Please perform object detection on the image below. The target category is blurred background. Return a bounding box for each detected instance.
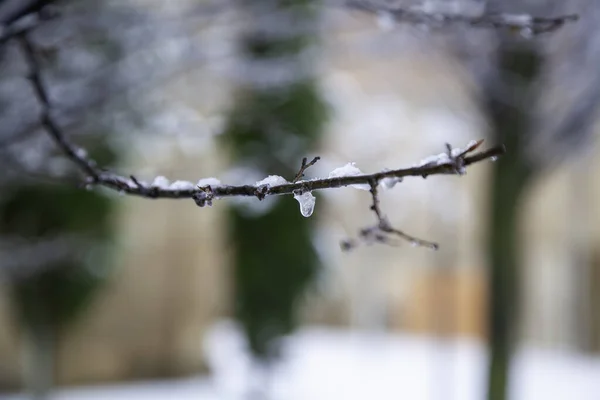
[0,0,599,399]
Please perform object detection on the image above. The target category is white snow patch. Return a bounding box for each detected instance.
[328,163,370,190]
[503,14,533,25]
[197,177,222,187]
[255,175,289,187]
[4,322,600,400]
[415,152,452,167]
[414,140,479,171]
[151,176,170,188]
[328,162,362,178]
[169,180,195,190]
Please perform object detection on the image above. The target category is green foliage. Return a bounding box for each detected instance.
[224,78,328,359]
[0,138,117,330]
[225,80,328,171]
[230,199,319,357]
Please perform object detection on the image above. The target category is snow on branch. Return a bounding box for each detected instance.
[346,0,578,37]
[19,27,505,250]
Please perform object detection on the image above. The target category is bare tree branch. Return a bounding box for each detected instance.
[18,30,506,207]
[18,32,100,181]
[15,8,507,251]
[346,0,578,37]
[341,178,440,251]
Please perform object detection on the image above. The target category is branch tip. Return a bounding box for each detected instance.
[293,155,321,183]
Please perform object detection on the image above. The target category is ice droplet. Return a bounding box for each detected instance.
[294,191,316,217]
[490,156,498,162]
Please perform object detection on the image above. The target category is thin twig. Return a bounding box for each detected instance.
[18,33,101,182]
[341,177,439,251]
[293,156,320,183]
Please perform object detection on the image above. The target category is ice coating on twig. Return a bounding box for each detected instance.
[197,177,222,187]
[294,191,316,217]
[380,169,402,189]
[169,180,195,190]
[151,176,170,188]
[255,175,289,187]
[414,140,482,168]
[328,162,370,190]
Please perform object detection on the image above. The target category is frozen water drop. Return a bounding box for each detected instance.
[294,191,316,218]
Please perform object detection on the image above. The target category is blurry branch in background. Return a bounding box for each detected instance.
[346,0,578,37]
[0,0,229,160]
[0,0,57,43]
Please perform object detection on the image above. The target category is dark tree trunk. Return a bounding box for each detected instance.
[484,43,539,400]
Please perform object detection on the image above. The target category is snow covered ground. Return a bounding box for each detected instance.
[3,321,600,400]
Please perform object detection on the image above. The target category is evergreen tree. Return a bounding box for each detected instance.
[222,0,328,360]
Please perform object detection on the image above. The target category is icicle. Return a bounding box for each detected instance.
[294,191,316,217]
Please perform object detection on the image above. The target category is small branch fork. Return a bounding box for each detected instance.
[293,156,321,183]
[340,179,440,251]
[346,0,579,36]
[18,25,506,251]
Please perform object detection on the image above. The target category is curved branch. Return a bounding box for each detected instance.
[18,24,506,251]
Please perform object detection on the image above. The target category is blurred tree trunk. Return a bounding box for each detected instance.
[23,318,55,400]
[484,43,539,400]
